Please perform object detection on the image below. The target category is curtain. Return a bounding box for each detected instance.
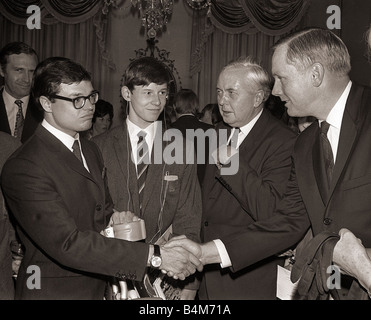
[0,1,115,102]
[190,0,310,109]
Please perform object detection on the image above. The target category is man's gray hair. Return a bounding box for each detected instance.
[222,56,272,102]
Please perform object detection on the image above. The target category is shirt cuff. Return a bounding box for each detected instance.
[213,239,232,268]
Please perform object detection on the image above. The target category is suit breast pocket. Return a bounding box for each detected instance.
[340,173,371,191]
[164,174,179,193]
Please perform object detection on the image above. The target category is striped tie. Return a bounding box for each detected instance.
[14,100,24,139]
[137,131,149,215]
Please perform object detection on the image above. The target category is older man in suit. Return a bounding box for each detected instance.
[0,132,21,299]
[0,42,42,143]
[1,57,202,300]
[166,28,371,300]
[93,57,202,300]
[193,56,296,300]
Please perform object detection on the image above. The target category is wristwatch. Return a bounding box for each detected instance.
[150,245,162,268]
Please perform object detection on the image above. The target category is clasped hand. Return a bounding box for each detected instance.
[160,235,203,280]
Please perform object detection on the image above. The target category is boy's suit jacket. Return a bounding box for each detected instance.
[200,108,297,299]
[92,121,202,244]
[1,125,149,300]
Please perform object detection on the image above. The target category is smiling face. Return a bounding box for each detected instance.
[122,82,168,128]
[271,45,315,117]
[0,53,38,99]
[41,80,96,137]
[216,67,262,128]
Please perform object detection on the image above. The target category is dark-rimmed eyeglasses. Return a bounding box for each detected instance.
[50,91,99,109]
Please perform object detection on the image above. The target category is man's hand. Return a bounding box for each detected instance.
[162,237,222,279]
[160,241,203,281]
[109,210,139,226]
[333,228,371,293]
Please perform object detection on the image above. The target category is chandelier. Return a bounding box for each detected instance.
[131,0,173,39]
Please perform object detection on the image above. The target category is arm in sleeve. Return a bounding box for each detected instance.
[217,135,295,222]
[220,161,311,273]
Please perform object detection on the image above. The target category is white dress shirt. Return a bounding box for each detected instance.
[320,80,352,163]
[42,119,90,172]
[126,118,158,172]
[3,88,29,136]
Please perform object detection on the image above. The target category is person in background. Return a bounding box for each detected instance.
[0,42,42,143]
[82,99,114,140]
[171,89,214,185]
[1,57,201,300]
[0,132,21,299]
[198,103,223,126]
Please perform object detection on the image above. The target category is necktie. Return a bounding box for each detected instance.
[14,100,24,139]
[137,131,149,216]
[72,140,83,163]
[228,127,240,148]
[320,121,334,187]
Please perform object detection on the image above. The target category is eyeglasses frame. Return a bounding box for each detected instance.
[49,90,99,109]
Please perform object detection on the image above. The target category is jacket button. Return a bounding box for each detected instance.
[96,204,102,211]
[204,221,208,227]
[323,218,332,225]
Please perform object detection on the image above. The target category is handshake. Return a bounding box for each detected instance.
[108,210,221,281]
[160,235,220,280]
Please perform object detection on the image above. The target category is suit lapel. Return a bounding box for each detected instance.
[36,126,97,184]
[113,123,140,215]
[0,88,11,135]
[328,85,362,199]
[80,139,103,193]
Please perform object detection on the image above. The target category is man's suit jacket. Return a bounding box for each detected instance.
[200,109,297,299]
[171,115,214,185]
[217,83,371,298]
[92,121,202,244]
[0,88,43,143]
[0,132,21,300]
[1,125,150,300]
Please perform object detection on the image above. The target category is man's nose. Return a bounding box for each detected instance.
[272,80,282,97]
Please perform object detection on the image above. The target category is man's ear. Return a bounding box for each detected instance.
[254,90,265,107]
[121,86,131,102]
[310,63,324,87]
[0,67,4,78]
[39,96,52,113]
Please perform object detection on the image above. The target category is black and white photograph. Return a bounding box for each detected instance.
[0,0,371,313]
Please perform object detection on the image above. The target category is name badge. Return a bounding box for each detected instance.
[164,174,178,181]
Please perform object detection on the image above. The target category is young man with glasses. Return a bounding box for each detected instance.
[0,57,202,300]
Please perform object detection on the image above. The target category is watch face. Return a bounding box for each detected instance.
[151,256,162,268]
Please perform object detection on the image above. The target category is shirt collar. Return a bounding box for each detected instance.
[239,108,263,137]
[325,80,352,129]
[126,118,157,144]
[42,119,79,151]
[3,87,30,110]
